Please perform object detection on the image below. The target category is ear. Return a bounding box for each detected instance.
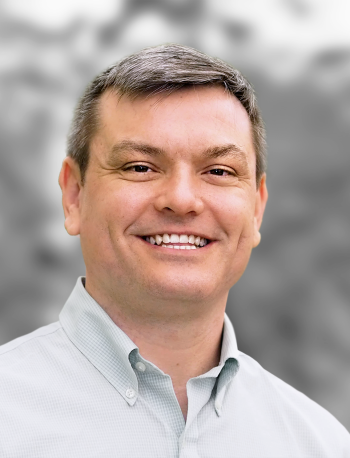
[58,157,83,236]
[253,173,268,248]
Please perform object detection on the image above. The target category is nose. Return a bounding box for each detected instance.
[153,166,204,216]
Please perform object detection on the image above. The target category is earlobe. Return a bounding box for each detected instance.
[58,157,82,236]
[253,230,261,247]
[253,174,268,248]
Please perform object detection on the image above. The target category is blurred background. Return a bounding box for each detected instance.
[0,0,349,430]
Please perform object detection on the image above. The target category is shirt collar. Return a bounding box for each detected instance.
[59,277,240,412]
[214,313,240,416]
[59,277,139,406]
[221,312,239,364]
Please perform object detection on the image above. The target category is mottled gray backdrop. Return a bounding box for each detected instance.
[0,0,349,430]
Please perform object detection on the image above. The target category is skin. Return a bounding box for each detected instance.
[59,85,268,421]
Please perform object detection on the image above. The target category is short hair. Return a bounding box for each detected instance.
[67,44,266,184]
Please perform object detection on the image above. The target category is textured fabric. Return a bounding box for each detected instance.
[0,277,349,457]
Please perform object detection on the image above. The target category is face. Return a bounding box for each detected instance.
[60,86,267,307]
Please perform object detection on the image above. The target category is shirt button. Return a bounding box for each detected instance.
[125,388,136,398]
[135,362,146,372]
[215,401,222,411]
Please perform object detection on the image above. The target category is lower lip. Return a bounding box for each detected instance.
[137,236,213,252]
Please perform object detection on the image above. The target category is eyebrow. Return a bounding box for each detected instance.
[109,140,166,160]
[202,144,248,163]
[108,140,249,167]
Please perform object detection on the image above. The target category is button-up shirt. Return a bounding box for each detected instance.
[1,277,350,457]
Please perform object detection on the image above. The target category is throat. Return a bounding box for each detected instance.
[174,385,188,421]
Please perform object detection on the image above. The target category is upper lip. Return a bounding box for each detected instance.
[138,231,214,240]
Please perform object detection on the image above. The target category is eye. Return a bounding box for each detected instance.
[208,168,234,177]
[124,164,152,173]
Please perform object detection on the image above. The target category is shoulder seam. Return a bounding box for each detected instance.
[0,322,63,357]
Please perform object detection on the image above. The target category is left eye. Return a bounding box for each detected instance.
[208,168,232,176]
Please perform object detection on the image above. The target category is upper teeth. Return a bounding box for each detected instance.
[146,234,208,247]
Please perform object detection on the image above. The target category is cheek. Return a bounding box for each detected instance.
[218,197,256,285]
[215,194,255,238]
[82,184,149,238]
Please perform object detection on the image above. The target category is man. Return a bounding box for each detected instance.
[0,44,349,457]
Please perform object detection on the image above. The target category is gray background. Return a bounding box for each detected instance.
[0,0,349,430]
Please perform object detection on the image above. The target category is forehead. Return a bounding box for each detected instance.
[93,85,255,164]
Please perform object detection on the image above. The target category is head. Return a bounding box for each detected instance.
[67,44,266,186]
[59,44,268,319]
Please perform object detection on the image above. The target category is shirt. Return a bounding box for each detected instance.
[1,277,349,457]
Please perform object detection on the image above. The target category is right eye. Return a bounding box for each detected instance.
[123,165,152,173]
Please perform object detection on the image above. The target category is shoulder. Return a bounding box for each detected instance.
[0,321,93,423]
[0,322,72,377]
[0,322,62,355]
[235,351,350,451]
[0,322,62,359]
[237,351,336,416]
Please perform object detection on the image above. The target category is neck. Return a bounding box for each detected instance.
[120,310,225,388]
[85,277,227,388]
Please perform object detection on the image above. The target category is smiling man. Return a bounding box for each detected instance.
[1,45,349,457]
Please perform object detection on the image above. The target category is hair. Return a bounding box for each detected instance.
[67,43,266,184]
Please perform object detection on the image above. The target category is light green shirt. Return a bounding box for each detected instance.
[1,277,349,457]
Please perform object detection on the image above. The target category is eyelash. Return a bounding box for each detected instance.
[123,164,235,177]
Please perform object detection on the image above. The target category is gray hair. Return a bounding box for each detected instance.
[67,44,266,184]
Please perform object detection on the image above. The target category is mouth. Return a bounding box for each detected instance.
[139,233,212,250]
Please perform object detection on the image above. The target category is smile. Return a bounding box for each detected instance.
[141,233,211,249]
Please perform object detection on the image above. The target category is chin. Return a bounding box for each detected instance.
[146,277,217,303]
